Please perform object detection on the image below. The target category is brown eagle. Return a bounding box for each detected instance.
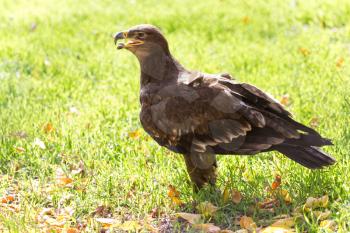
[114,24,335,190]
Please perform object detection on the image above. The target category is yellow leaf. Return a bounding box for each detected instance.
[232,190,242,204]
[43,122,55,133]
[167,185,183,206]
[313,210,331,220]
[176,212,202,224]
[56,177,73,186]
[197,201,218,217]
[261,226,295,233]
[128,129,142,139]
[193,223,221,233]
[144,223,158,233]
[14,146,25,153]
[239,216,257,230]
[242,16,250,25]
[299,47,310,56]
[279,189,292,203]
[271,217,295,228]
[280,95,290,107]
[304,195,328,209]
[95,218,118,227]
[320,219,336,230]
[222,187,230,203]
[118,220,142,231]
[336,57,344,68]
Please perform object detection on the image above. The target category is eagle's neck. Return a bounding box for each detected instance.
[137,51,185,87]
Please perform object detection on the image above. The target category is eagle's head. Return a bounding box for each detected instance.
[114,24,170,58]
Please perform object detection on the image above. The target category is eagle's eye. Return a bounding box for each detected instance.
[136,32,146,39]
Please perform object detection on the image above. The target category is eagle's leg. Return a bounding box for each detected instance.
[183,153,217,191]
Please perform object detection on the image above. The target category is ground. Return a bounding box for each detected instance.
[0,0,349,232]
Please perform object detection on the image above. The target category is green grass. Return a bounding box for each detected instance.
[0,0,350,232]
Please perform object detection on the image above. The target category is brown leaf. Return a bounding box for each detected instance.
[176,212,202,224]
[92,205,112,217]
[1,195,15,203]
[193,223,221,233]
[271,175,281,190]
[197,201,218,217]
[43,122,55,133]
[56,177,73,187]
[239,216,257,230]
[66,227,80,233]
[231,190,242,204]
[167,185,183,206]
[258,198,280,209]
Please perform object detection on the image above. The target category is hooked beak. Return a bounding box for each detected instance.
[114,31,144,50]
[114,31,127,49]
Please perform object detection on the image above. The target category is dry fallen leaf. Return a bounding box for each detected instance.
[167,185,183,206]
[336,57,344,68]
[43,122,55,133]
[176,212,202,224]
[14,146,25,153]
[270,217,295,228]
[319,219,336,231]
[95,218,118,227]
[310,117,319,128]
[65,227,79,233]
[279,189,292,203]
[231,190,242,204]
[117,220,142,231]
[313,210,331,220]
[271,175,281,190]
[304,195,328,210]
[261,226,295,233]
[193,223,221,233]
[280,95,290,107]
[128,129,142,139]
[239,216,257,230]
[1,195,15,203]
[299,47,310,56]
[197,201,218,217]
[222,187,230,203]
[56,177,73,187]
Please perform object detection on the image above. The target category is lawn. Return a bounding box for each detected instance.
[0,0,349,232]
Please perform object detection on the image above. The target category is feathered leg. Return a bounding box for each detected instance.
[183,153,217,191]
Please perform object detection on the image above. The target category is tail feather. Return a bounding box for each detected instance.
[275,145,336,169]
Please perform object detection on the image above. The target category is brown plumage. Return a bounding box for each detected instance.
[114,24,335,190]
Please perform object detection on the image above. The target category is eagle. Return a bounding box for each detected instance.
[114,24,335,190]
